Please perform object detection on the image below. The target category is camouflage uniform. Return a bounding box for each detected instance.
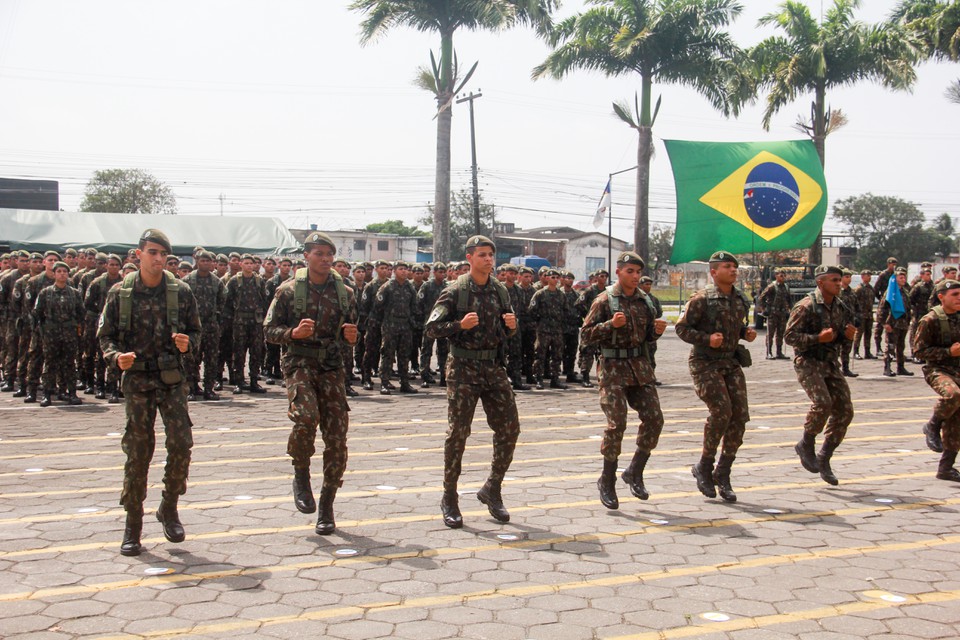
[425,273,519,519]
[84,272,123,395]
[914,304,960,479]
[528,287,567,384]
[561,285,580,379]
[182,270,226,394]
[264,272,357,482]
[24,272,56,394]
[264,272,292,378]
[417,277,447,378]
[374,276,418,389]
[360,277,387,383]
[675,283,751,497]
[853,280,875,358]
[839,283,860,372]
[757,280,791,357]
[874,268,896,354]
[518,283,537,380]
[12,272,35,390]
[909,279,933,358]
[77,265,105,388]
[503,281,526,386]
[217,271,236,384]
[0,265,28,388]
[647,290,664,372]
[576,283,604,380]
[34,282,84,400]
[225,273,267,387]
[784,289,855,481]
[98,271,201,519]
[877,283,912,372]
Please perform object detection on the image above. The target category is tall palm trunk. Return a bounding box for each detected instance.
[635,74,653,267]
[433,29,454,262]
[809,82,826,265]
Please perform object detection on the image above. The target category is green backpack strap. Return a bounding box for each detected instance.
[117,272,137,336]
[331,271,348,341]
[118,270,180,336]
[293,267,349,339]
[456,273,512,316]
[164,270,179,333]
[933,306,952,347]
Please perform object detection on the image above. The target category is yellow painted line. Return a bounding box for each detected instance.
[0,418,925,479]
[0,406,907,462]
[91,534,960,639]
[0,394,935,446]
[611,589,960,640]
[0,432,928,524]
[0,469,938,559]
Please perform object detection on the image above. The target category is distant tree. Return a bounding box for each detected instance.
[420,188,496,257]
[948,78,960,103]
[648,225,675,272]
[365,220,428,236]
[79,169,177,215]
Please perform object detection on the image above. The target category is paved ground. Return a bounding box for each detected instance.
[1,330,958,640]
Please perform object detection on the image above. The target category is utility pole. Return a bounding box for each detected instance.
[456,90,482,235]
[219,193,224,217]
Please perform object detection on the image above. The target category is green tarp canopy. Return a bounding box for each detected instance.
[0,208,301,255]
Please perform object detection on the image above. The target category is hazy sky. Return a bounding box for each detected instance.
[0,0,956,245]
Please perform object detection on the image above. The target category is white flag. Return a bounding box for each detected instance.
[593,180,611,229]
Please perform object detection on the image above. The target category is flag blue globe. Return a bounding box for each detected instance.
[743,162,800,228]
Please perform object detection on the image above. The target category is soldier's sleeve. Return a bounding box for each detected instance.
[877,299,890,326]
[259,277,268,311]
[424,287,460,339]
[371,283,388,323]
[33,290,45,324]
[580,293,613,345]
[528,290,541,322]
[914,314,952,362]
[74,291,84,324]
[98,288,122,367]
[675,293,711,346]
[263,286,295,345]
[346,288,358,326]
[784,300,818,349]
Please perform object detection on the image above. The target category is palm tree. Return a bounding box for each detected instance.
[751,0,919,263]
[533,0,748,266]
[948,78,960,103]
[351,0,557,261]
[892,0,960,61]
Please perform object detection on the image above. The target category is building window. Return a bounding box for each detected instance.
[353,239,365,251]
[586,257,606,274]
[377,240,389,251]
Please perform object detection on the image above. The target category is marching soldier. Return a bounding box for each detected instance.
[98,229,202,556]
[34,262,85,407]
[501,264,529,391]
[675,251,757,502]
[263,232,358,534]
[785,266,857,485]
[425,235,519,528]
[929,265,959,310]
[756,269,791,360]
[853,269,875,359]
[182,250,226,400]
[581,252,666,508]
[909,268,933,362]
[560,270,582,383]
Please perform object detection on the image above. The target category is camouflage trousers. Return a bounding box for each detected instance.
[874,314,884,353]
[854,316,873,355]
[766,313,787,354]
[578,341,599,379]
[285,365,349,489]
[443,358,520,492]
[690,359,750,459]
[354,327,365,372]
[380,326,413,383]
[534,331,564,380]
[40,331,78,393]
[119,374,194,509]
[362,324,382,375]
[265,343,282,377]
[923,367,960,452]
[188,327,220,389]
[80,315,100,384]
[341,341,353,381]
[410,328,422,371]
[795,356,854,447]
[599,379,664,462]
[563,332,578,376]
[909,316,922,357]
[218,322,233,381]
[420,334,448,373]
[26,329,45,386]
[0,316,6,375]
[16,325,32,381]
[520,322,537,377]
[505,331,524,383]
[841,338,854,370]
[232,322,264,380]
[884,327,907,368]
[3,319,20,381]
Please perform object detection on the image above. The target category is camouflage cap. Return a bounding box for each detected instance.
[240,253,255,261]
[432,262,447,271]
[127,248,138,257]
[228,252,241,260]
[139,229,172,253]
[895,267,908,275]
[16,249,29,259]
[538,266,550,275]
[216,253,229,263]
[29,252,43,260]
[774,268,786,275]
[178,261,193,270]
[887,256,898,264]
[52,261,69,272]
[935,279,960,294]
[84,248,98,257]
[95,252,109,262]
[617,251,645,268]
[842,268,855,277]
[107,254,122,263]
[303,231,336,250]
[393,260,410,269]
[122,262,137,272]
[362,261,374,271]
[501,264,518,273]
[860,269,873,276]
[278,257,293,265]
[708,250,738,267]
[639,275,654,284]
[814,265,843,278]
[545,268,561,277]
[44,250,62,259]
[374,259,390,268]
[519,266,535,275]
[921,261,933,268]
[333,257,350,267]
[64,248,78,257]
[165,254,180,263]
[193,245,205,255]
[944,265,958,273]
[465,235,496,251]
[196,250,216,261]
[1,253,9,260]
[595,269,610,277]
[411,264,424,273]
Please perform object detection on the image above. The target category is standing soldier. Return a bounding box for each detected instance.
[675,251,757,502]
[351,262,369,380]
[359,260,390,391]
[77,253,108,394]
[518,266,537,384]
[98,229,201,557]
[576,269,608,388]
[409,264,425,374]
[879,267,913,377]
[853,269,875,359]
[929,265,959,310]
[264,257,293,382]
[639,275,664,385]
[84,255,123,400]
[182,251,226,400]
[425,235,519,529]
[528,268,568,390]
[34,261,85,407]
[839,269,861,378]
[0,251,29,392]
[560,270,582,384]
[581,252,666,508]
[785,266,857,485]
[501,264,529,391]
[225,254,268,394]
[10,254,43,398]
[756,269,791,359]
[23,251,60,403]
[418,263,448,386]
[373,261,419,395]
[263,232,358,534]
[909,268,933,362]
[914,278,960,481]
[874,257,898,356]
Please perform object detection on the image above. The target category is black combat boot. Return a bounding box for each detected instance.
[83,379,96,395]
[23,385,37,403]
[315,486,337,535]
[864,348,874,359]
[156,494,186,543]
[550,377,568,390]
[936,450,960,482]
[12,379,26,397]
[421,370,435,385]
[95,384,106,400]
[713,455,737,502]
[108,383,120,404]
[67,389,82,406]
[842,364,859,378]
[248,377,267,394]
[883,358,895,377]
[440,490,463,529]
[580,372,594,388]
[621,450,650,500]
[39,389,54,407]
[380,382,392,395]
[923,416,944,453]
[345,384,359,397]
[535,376,544,390]
[476,478,510,522]
[511,377,530,391]
[438,370,446,387]
[794,432,820,473]
[120,507,143,557]
[597,459,619,509]
[362,374,373,391]
[399,380,418,394]
[525,373,536,385]
[853,349,862,360]
[203,385,220,401]
[0,377,13,392]
[817,441,840,486]
[765,347,774,360]
[776,348,789,360]
[896,365,913,376]
[566,372,582,383]
[292,467,316,514]
[692,456,717,498]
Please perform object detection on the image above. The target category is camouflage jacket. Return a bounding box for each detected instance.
[263,273,358,372]
[265,272,292,303]
[78,268,105,303]
[840,286,859,318]
[518,285,535,325]
[84,273,123,320]
[676,285,750,357]
[528,287,567,334]
[914,308,960,375]
[757,281,791,316]
[373,278,418,330]
[580,283,659,385]
[424,277,516,347]
[24,272,56,322]
[359,277,387,329]
[909,280,933,317]
[562,287,580,334]
[575,284,603,319]
[182,271,226,327]
[34,284,84,334]
[0,268,27,322]
[225,273,267,325]
[854,283,874,318]
[784,290,854,361]
[505,283,525,328]
[877,284,912,330]
[416,279,445,324]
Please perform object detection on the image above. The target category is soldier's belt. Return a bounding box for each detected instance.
[450,345,498,361]
[601,346,644,359]
[128,356,180,372]
[692,346,736,360]
[287,343,330,360]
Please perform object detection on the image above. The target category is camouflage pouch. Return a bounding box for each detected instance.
[734,344,753,368]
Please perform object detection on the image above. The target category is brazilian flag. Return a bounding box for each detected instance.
[665,140,827,263]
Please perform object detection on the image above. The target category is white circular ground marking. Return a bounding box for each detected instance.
[106,432,120,436]
[217,427,231,431]
[763,509,785,514]
[25,468,43,472]
[676,430,690,434]
[394,447,409,451]
[144,567,174,575]
[880,594,907,602]
[497,534,519,541]
[410,418,423,423]
[376,485,397,491]
[77,508,99,513]
[650,519,669,525]
[895,449,912,453]
[589,435,602,440]
[701,612,730,622]
[757,426,771,430]
[334,548,358,556]
[234,495,253,500]
[875,498,895,504]
[504,477,516,481]
[576,410,589,415]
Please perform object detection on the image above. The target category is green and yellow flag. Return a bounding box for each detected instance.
[665,140,827,263]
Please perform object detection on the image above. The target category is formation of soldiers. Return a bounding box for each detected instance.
[3,235,959,558]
